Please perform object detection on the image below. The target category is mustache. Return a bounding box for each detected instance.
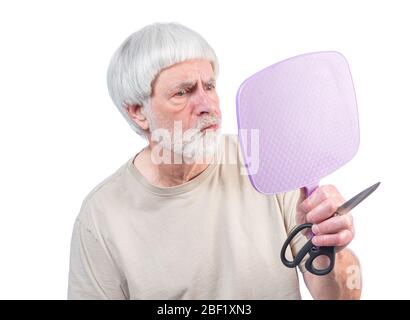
[196,115,221,131]
[151,115,222,153]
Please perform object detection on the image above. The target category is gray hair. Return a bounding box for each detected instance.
[106,22,219,138]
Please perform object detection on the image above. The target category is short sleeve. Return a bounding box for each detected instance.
[281,188,310,273]
[67,200,128,299]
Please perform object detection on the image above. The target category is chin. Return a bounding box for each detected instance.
[179,129,222,162]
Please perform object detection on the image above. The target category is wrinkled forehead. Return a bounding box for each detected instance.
[153,59,215,90]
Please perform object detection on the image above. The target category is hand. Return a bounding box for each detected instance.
[296,185,355,251]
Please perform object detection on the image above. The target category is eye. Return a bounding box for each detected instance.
[175,89,187,97]
[175,87,192,97]
[205,83,216,91]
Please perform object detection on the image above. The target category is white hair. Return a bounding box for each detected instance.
[107,22,219,138]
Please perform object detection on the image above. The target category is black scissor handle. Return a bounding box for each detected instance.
[280,223,336,276]
[305,244,335,276]
[280,223,314,268]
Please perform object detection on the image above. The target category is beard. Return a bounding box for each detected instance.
[147,111,222,164]
[177,124,222,163]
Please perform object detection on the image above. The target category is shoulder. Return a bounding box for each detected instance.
[76,158,131,228]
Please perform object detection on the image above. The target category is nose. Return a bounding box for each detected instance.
[191,86,217,116]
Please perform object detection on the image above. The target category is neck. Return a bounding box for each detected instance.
[133,143,215,188]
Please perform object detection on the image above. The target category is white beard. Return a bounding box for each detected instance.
[177,128,222,163]
[147,110,222,164]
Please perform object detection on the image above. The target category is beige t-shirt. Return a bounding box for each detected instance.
[68,134,307,300]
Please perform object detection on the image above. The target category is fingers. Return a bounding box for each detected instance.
[312,229,354,247]
[297,184,355,249]
[301,185,345,213]
[311,213,354,235]
[305,197,344,224]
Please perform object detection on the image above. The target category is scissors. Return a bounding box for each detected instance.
[280,182,381,276]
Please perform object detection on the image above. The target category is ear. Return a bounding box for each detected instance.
[126,104,150,131]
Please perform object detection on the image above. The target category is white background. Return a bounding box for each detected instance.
[0,0,408,299]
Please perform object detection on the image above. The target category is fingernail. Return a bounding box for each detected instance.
[312,236,319,246]
[312,224,319,234]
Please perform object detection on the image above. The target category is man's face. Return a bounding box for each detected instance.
[147,59,222,161]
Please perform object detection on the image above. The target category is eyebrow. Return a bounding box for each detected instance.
[168,78,216,93]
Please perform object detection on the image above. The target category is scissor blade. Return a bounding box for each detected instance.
[336,182,381,215]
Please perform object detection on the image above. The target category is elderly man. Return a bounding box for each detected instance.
[68,22,361,300]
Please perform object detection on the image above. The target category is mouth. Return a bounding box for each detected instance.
[200,124,219,132]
